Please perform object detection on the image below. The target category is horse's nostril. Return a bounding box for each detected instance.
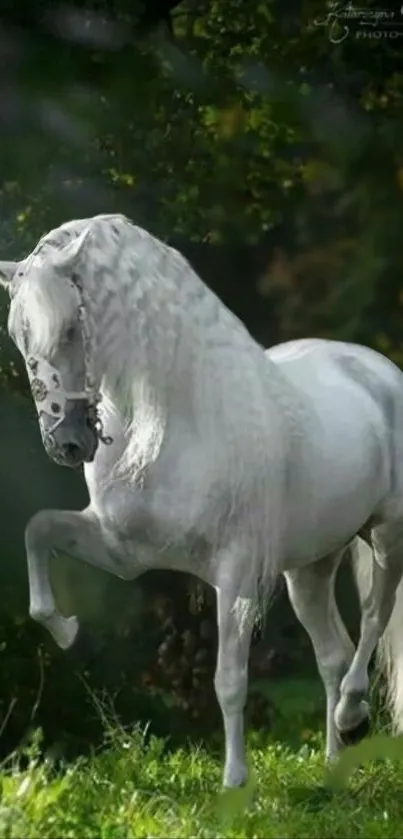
[61,442,82,463]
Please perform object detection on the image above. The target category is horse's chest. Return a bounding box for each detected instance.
[93,478,212,573]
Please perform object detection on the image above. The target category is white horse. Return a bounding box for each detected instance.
[1,214,403,789]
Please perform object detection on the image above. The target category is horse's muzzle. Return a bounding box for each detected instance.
[40,400,99,468]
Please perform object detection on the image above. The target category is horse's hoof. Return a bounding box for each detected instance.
[338,715,371,747]
[66,624,105,668]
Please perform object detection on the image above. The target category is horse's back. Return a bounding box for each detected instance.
[267,338,402,392]
[267,339,403,425]
[266,338,403,564]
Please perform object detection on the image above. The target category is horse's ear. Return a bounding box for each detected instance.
[57,226,92,267]
[0,261,19,292]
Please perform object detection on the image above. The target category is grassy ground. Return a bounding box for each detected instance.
[1,677,403,838]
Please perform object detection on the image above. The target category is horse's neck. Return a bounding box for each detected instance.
[89,257,308,462]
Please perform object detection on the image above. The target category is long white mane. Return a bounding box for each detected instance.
[9,214,312,600]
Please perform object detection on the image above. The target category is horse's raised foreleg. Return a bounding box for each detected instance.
[214,564,257,788]
[335,524,403,741]
[25,508,122,650]
[284,550,356,761]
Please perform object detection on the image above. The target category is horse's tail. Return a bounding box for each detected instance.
[351,536,403,732]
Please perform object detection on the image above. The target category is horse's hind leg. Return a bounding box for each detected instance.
[335,521,403,741]
[284,549,357,761]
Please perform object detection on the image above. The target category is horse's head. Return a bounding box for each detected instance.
[0,230,102,468]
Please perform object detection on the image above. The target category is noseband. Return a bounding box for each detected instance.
[23,271,112,446]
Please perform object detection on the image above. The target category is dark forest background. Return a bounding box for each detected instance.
[0,0,401,759]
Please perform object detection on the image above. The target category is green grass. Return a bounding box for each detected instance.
[1,677,403,838]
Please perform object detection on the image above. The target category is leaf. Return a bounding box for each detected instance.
[216,768,256,823]
[326,734,403,790]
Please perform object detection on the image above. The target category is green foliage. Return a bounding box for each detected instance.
[1,681,403,837]
[0,573,294,759]
[327,733,403,791]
